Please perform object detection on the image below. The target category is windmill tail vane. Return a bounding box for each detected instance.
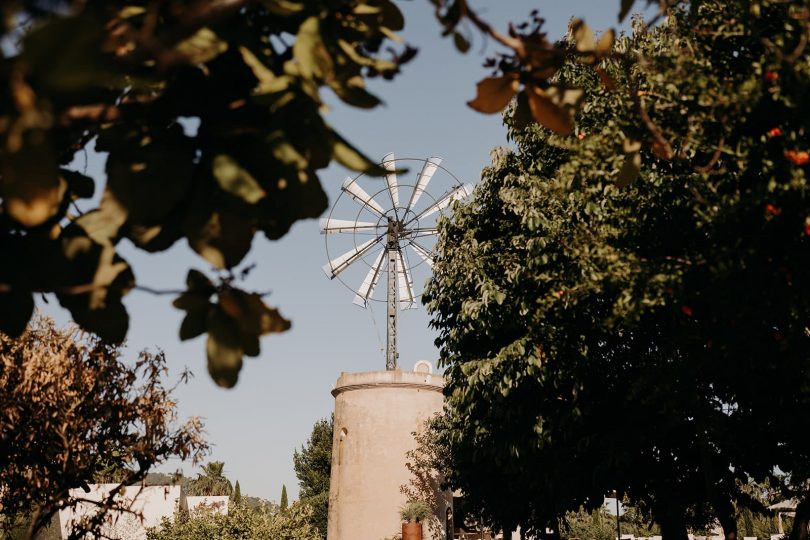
[320,153,473,370]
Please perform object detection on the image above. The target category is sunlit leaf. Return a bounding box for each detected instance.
[213,154,267,204]
[468,76,520,114]
[175,28,228,65]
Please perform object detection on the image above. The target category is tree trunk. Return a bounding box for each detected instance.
[714,496,737,540]
[790,496,810,540]
[658,510,689,540]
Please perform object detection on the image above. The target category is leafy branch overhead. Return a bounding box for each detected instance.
[0,0,412,386]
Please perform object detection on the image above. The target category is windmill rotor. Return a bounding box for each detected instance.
[321,154,472,370]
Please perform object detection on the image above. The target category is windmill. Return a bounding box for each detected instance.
[321,154,472,370]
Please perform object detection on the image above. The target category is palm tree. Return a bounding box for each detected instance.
[187,461,233,496]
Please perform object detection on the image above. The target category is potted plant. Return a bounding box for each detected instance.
[400,500,431,540]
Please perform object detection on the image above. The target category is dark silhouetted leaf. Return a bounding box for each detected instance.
[619,0,636,22]
[0,288,34,337]
[454,32,471,53]
[187,210,254,270]
[179,307,209,341]
[213,154,267,204]
[0,132,64,228]
[206,307,243,388]
[61,169,95,199]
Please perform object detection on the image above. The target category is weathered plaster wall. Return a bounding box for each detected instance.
[327,369,449,540]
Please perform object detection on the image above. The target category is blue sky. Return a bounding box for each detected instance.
[41,1,648,501]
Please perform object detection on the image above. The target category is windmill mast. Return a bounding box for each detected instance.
[386,218,398,370]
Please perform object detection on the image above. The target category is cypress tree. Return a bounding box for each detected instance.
[232,480,241,504]
[280,484,288,511]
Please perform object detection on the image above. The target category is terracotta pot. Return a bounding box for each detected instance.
[402,520,423,540]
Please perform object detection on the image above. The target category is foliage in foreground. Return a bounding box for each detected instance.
[426,1,810,539]
[146,501,320,540]
[0,315,207,540]
[0,0,411,387]
[293,415,332,538]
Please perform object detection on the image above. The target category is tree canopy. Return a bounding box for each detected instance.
[426,1,810,539]
[293,415,332,537]
[187,461,233,497]
[0,315,207,539]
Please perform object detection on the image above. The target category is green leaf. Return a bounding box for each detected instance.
[213,154,267,204]
[0,288,34,337]
[293,17,333,79]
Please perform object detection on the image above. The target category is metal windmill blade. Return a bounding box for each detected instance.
[321,155,471,370]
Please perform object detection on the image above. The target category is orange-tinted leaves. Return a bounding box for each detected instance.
[468,76,520,114]
[525,84,582,135]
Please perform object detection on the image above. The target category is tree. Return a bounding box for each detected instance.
[233,481,242,504]
[426,1,810,539]
[280,485,289,512]
[400,416,449,540]
[146,500,320,540]
[0,315,207,540]
[293,415,332,537]
[187,461,233,497]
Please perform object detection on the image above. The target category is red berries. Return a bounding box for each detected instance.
[764,71,779,81]
[785,150,810,165]
[765,203,782,216]
[767,127,782,138]
[681,305,693,317]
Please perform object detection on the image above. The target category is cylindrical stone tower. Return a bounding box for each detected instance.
[327,367,449,540]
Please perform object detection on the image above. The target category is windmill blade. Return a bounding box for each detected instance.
[322,237,382,278]
[406,156,442,212]
[409,241,434,269]
[352,249,385,307]
[382,152,399,209]
[319,218,379,234]
[396,250,416,310]
[408,227,437,239]
[413,183,474,221]
[341,177,386,217]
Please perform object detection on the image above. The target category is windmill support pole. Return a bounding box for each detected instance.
[386,218,398,370]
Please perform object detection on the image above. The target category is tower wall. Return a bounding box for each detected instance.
[327,369,448,540]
